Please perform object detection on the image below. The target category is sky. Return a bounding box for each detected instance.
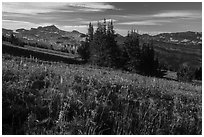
[2,2,202,36]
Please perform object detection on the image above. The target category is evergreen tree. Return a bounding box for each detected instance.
[78,38,90,62]
[105,20,120,68]
[194,67,202,80]
[10,33,17,45]
[177,65,194,82]
[102,18,107,34]
[121,31,159,76]
[122,30,140,71]
[88,22,94,42]
[140,43,158,76]
[78,22,93,62]
[120,46,130,70]
[10,33,23,46]
[89,21,105,66]
[89,19,120,67]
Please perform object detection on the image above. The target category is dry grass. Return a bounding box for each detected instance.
[2,54,202,135]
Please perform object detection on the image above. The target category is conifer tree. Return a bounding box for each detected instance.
[78,22,93,62]
[105,20,120,67]
[78,37,90,62]
[89,19,120,67]
[89,21,106,66]
[121,31,159,76]
[88,22,94,42]
[140,42,159,76]
[123,30,140,71]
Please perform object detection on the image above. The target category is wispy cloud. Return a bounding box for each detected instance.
[152,10,201,18]
[62,25,88,28]
[2,19,31,24]
[2,3,69,15]
[118,20,171,26]
[80,19,117,25]
[2,19,39,29]
[118,21,158,25]
[113,10,201,21]
[2,2,117,16]
[66,3,118,12]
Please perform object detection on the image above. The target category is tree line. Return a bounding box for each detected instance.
[78,19,202,80]
[78,19,160,76]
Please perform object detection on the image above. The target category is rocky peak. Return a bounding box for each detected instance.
[41,25,59,31]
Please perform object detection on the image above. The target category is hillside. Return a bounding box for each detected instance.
[116,32,202,71]
[2,26,202,71]
[3,26,86,51]
[152,31,202,46]
[2,54,202,134]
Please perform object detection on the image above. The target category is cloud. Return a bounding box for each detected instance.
[152,10,201,18]
[2,19,40,30]
[2,2,117,16]
[66,2,117,12]
[62,25,88,28]
[2,3,69,15]
[113,10,201,22]
[80,19,117,25]
[118,20,171,26]
[118,21,159,25]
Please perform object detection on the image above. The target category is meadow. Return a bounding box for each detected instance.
[2,54,202,135]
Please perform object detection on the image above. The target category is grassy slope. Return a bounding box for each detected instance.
[2,54,202,135]
[117,37,202,71]
[153,41,202,70]
[3,41,80,59]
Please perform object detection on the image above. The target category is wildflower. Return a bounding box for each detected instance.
[58,110,64,122]
[60,76,63,84]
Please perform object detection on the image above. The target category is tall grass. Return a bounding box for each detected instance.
[2,54,202,135]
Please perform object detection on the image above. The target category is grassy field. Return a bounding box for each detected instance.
[2,42,83,65]
[2,54,202,135]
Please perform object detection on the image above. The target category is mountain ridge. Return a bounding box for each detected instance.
[2,25,202,70]
[3,25,202,46]
[3,25,87,53]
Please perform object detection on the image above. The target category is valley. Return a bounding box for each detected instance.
[3,25,202,71]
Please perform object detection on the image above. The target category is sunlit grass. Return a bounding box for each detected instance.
[2,54,202,135]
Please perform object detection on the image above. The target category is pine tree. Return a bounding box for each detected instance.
[78,38,90,62]
[103,18,106,34]
[88,22,94,42]
[89,19,120,67]
[140,42,159,76]
[78,22,93,62]
[10,33,21,46]
[105,20,120,68]
[89,21,106,66]
[123,30,140,71]
[194,67,202,80]
[122,31,159,76]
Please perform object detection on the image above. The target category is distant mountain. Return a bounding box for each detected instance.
[2,26,202,70]
[2,25,87,51]
[115,31,202,70]
[116,31,202,46]
[152,31,202,46]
